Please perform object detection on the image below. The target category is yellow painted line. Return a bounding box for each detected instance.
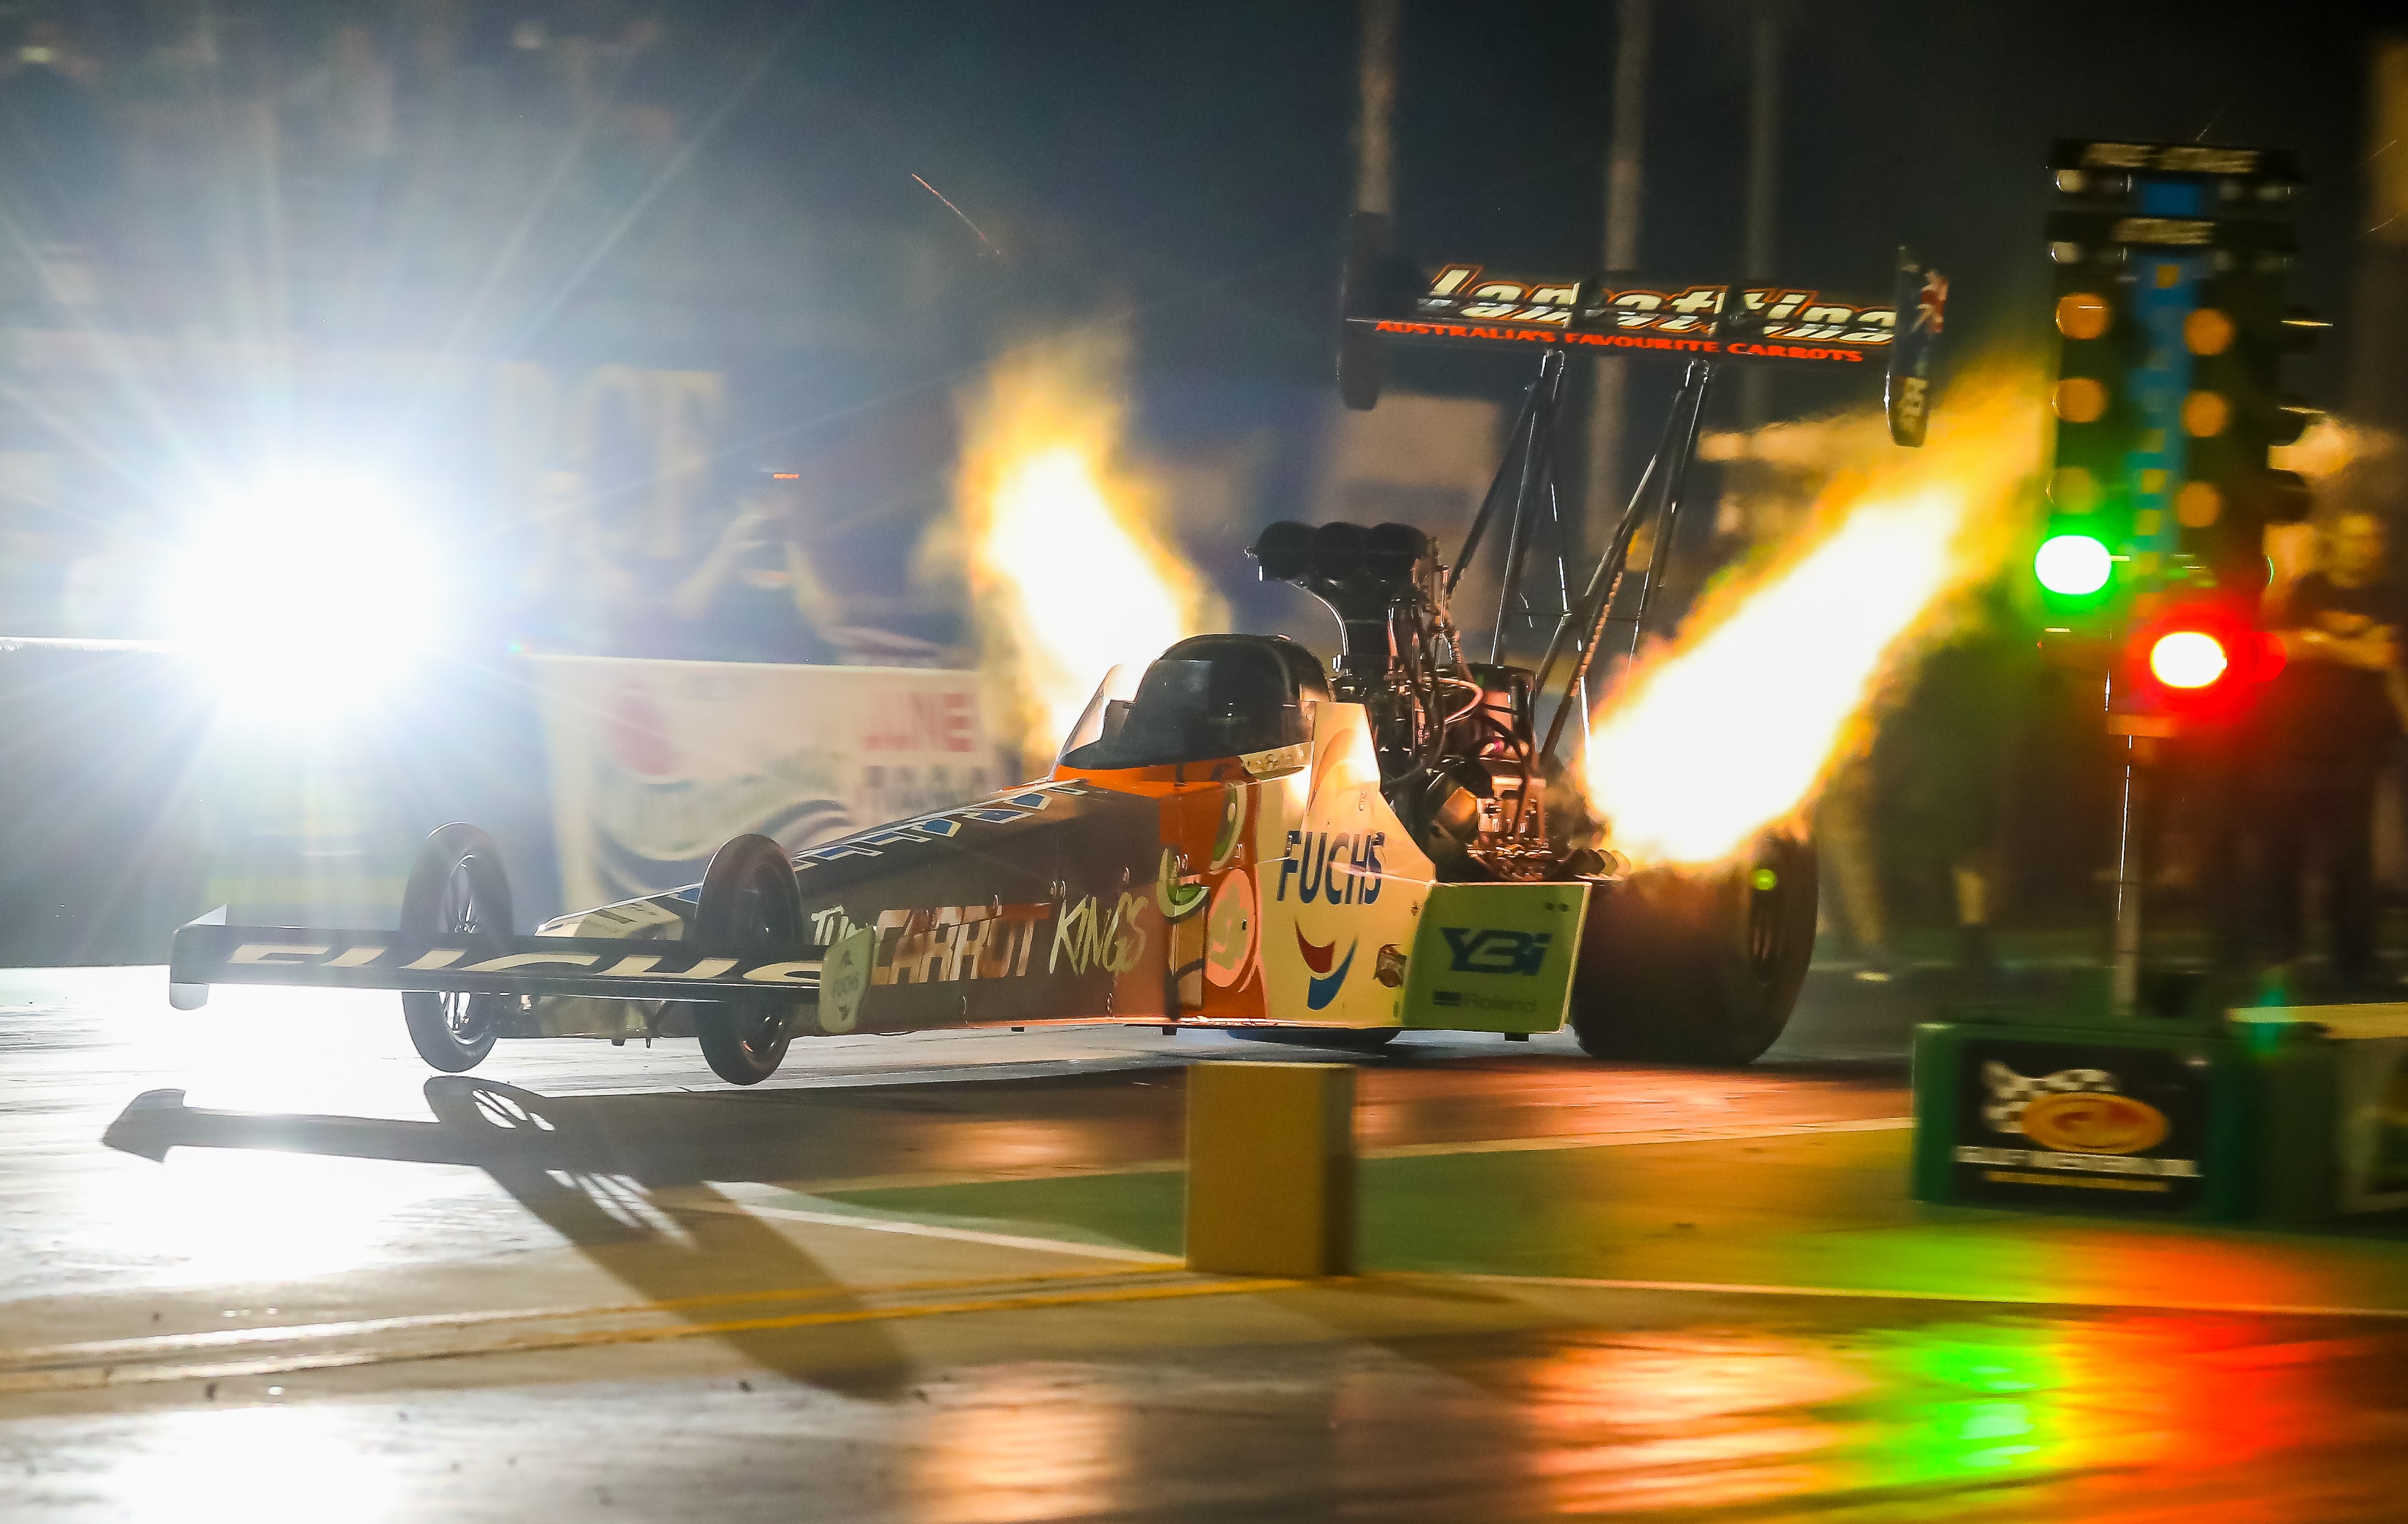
[1462,1272,2408,1323]
[0,1264,1168,1374]
[0,1274,1301,1395]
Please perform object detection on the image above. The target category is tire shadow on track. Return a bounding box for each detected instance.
[99,1078,926,1395]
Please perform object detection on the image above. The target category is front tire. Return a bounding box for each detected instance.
[400,824,515,1074]
[1570,832,1817,1065]
[684,834,802,1086]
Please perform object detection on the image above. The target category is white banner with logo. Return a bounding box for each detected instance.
[532,656,1000,909]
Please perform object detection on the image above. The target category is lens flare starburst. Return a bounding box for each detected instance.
[168,471,438,718]
[1584,366,2041,868]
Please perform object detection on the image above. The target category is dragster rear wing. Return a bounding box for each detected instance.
[166,909,818,1010]
[1338,211,1945,446]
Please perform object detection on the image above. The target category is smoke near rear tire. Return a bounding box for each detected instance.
[1569,833,1817,1065]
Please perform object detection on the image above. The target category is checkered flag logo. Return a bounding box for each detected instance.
[1981,1061,2116,1135]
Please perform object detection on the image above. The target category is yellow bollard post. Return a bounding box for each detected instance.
[1184,1061,1356,1277]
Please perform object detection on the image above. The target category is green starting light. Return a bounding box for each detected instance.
[2034,533,2113,598]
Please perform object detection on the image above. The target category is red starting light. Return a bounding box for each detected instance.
[2148,629,2227,689]
[2126,599,2282,721]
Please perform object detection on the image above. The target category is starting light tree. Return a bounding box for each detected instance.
[2038,139,2320,673]
[2036,269,2138,616]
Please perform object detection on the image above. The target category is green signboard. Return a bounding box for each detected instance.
[1401,882,1587,1034]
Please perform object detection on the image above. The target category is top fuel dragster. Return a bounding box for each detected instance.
[168,215,1946,1084]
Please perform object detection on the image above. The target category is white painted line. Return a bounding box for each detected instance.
[1462,1272,2408,1322]
[0,1266,1164,1374]
[675,1189,1179,1264]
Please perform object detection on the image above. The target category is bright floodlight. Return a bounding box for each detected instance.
[2033,533,2112,597]
[168,473,437,716]
[2150,630,2228,690]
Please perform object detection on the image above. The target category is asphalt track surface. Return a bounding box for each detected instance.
[6,964,2408,1522]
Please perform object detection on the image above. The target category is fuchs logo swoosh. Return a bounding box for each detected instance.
[1298,927,1357,1010]
[1296,928,1337,974]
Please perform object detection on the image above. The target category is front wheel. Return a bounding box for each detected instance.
[400,824,515,1074]
[1569,832,1817,1066]
[683,834,803,1086]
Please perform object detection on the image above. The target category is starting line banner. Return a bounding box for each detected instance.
[532,656,999,908]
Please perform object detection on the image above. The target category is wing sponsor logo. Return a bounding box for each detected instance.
[791,781,1096,870]
[211,938,819,988]
[1408,267,1897,346]
[1438,927,1552,977]
[1297,927,1357,1011]
[1373,320,1870,365]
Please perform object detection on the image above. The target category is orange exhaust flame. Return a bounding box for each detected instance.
[1585,363,2042,868]
[954,336,1224,761]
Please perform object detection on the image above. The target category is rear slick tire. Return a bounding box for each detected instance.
[685,833,802,1086]
[1569,832,1817,1066]
[399,823,515,1075]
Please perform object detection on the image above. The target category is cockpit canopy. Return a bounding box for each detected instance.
[1057,634,1328,771]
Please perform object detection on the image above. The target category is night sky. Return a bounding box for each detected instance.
[722,0,2401,415]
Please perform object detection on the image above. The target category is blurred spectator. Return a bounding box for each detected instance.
[1884,583,2033,981]
[668,474,839,664]
[1817,580,2032,984]
[1817,754,1895,980]
[2254,510,2408,991]
[510,468,693,658]
[511,469,607,652]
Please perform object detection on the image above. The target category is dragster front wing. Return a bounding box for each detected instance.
[166,910,818,1010]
